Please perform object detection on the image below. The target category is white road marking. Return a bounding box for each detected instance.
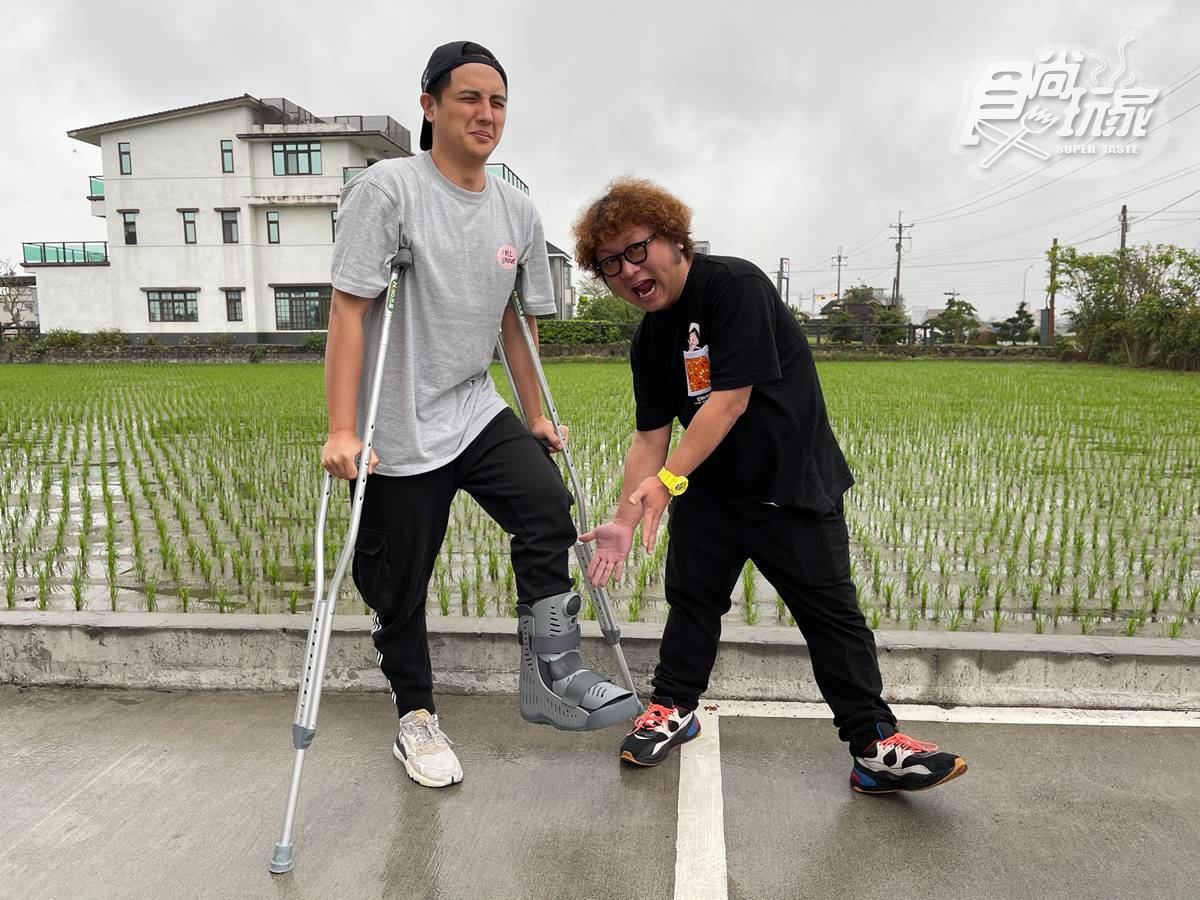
[709,700,1200,728]
[673,700,1200,898]
[674,708,726,900]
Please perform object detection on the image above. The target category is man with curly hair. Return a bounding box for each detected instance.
[573,178,968,794]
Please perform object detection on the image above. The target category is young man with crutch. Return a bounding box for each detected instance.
[572,178,968,793]
[323,42,638,789]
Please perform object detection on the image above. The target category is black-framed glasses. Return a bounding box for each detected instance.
[597,233,657,277]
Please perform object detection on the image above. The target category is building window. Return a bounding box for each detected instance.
[121,212,137,245]
[330,209,337,242]
[274,286,332,330]
[272,141,321,176]
[181,210,197,244]
[147,290,198,323]
[266,211,280,244]
[220,139,234,173]
[220,210,239,244]
[224,289,243,322]
[118,142,132,175]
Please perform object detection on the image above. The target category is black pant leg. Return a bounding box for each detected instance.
[651,490,747,710]
[455,409,576,602]
[351,469,454,718]
[749,499,895,746]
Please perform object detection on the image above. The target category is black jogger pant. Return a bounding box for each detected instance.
[350,409,575,718]
[652,487,895,748]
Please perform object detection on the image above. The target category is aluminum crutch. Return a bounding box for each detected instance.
[270,243,412,875]
[495,292,640,707]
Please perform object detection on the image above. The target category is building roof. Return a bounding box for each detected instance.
[67,95,411,155]
[67,95,261,146]
[546,241,571,260]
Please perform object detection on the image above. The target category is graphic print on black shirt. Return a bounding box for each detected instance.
[629,254,855,513]
[682,321,711,402]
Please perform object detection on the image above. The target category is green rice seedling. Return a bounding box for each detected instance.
[288,590,299,615]
[992,610,1005,633]
[775,595,786,622]
[627,593,641,622]
[743,597,759,625]
[1051,600,1063,629]
[907,609,919,630]
[869,607,882,630]
[1034,613,1046,634]
[882,580,895,616]
[71,563,85,611]
[1149,583,1168,616]
[216,587,229,614]
[474,591,488,618]
[487,547,499,582]
[145,579,157,613]
[4,567,17,609]
[438,581,451,616]
[1070,583,1082,617]
[1108,584,1122,613]
[947,611,962,632]
[1185,585,1199,616]
[582,597,596,621]
[1030,581,1043,613]
[179,585,190,613]
[1079,614,1097,635]
[1049,564,1065,595]
[1166,612,1186,639]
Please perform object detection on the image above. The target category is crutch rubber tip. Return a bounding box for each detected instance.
[269,844,294,875]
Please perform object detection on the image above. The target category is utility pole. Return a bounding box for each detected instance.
[831,246,848,299]
[1118,203,1130,308]
[890,212,912,306]
[1047,237,1058,345]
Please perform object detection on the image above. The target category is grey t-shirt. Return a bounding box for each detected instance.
[330,152,556,476]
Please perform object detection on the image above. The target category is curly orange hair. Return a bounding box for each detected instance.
[571,178,694,276]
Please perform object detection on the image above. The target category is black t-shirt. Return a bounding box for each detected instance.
[630,254,854,512]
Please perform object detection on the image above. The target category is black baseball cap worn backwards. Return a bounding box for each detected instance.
[420,41,508,151]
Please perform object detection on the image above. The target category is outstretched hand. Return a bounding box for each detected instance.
[579,520,634,588]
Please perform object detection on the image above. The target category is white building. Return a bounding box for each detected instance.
[24,94,571,342]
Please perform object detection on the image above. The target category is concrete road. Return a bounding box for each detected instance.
[1,687,1197,900]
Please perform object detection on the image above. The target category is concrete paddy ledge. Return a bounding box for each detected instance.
[2,611,1197,710]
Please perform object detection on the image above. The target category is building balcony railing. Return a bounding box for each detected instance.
[88,175,104,199]
[22,241,109,266]
[486,163,529,195]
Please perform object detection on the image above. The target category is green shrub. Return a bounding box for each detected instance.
[90,328,128,349]
[300,333,326,350]
[42,329,84,349]
[248,345,266,363]
[537,320,635,346]
[209,333,234,348]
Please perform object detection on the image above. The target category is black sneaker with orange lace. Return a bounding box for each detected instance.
[850,722,968,794]
[619,700,701,767]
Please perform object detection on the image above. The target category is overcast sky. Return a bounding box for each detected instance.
[4,0,1199,320]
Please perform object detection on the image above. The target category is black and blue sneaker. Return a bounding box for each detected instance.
[619,701,701,767]
[850,722,967,794]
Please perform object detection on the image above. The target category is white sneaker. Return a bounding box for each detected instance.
[394,709,463,788]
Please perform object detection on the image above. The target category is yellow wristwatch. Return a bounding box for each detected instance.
[657,467,689,496]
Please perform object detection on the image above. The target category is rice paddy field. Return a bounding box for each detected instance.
[0,360,1196,638]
